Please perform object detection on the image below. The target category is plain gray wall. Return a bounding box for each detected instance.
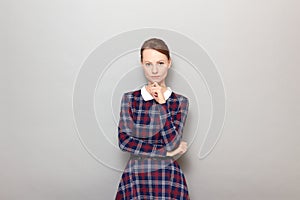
[1,0,299,199]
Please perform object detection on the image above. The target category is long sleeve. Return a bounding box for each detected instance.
[158,96,189,151]
[118,93,167,157]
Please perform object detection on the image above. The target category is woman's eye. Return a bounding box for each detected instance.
[159,62,165,66]
[145,63,151,67]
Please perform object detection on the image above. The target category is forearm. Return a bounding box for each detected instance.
[118,131,167,157]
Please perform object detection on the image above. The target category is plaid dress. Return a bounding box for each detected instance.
[115,86,190,200]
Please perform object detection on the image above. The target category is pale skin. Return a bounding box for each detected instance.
[141,48,188,157]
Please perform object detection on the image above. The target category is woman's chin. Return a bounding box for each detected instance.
[150,81,161,85]
[147,79,163,84]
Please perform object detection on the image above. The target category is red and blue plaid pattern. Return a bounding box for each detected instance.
[115,89,190,199]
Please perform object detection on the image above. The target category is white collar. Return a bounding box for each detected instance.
[141,85,172,101]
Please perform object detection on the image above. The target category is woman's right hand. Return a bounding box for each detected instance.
[166,141,188,157]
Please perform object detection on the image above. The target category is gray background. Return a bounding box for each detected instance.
[1,0,299,199]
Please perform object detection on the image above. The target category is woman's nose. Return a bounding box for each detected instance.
[151,65,158,74]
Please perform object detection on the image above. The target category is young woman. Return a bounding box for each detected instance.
[115,38,190,199]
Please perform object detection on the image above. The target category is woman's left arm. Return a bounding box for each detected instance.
[158,96,189,151]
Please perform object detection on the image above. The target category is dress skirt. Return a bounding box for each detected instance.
[115,156,190,200]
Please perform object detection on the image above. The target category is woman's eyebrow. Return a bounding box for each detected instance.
[143,60,166,63]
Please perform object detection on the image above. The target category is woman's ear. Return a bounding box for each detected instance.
[168,59,172,69]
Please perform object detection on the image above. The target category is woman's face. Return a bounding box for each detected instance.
[141,49,171,85]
